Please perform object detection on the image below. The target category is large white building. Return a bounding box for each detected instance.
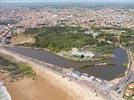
[71,48,95,58]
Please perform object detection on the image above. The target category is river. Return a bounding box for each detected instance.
[7,46,128,80]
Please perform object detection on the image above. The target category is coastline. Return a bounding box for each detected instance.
[0,72,73,100]
[5,46,128,80]
[0,47,104,100]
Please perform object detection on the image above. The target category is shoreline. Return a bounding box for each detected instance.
[110,46,132,83]
[0,72,74,100]
[6,46,129,79]
[0,47,104,100]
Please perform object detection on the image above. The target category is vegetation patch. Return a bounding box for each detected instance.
[79,64,95,69]
[20,26,98,52]
[131,47,134,54]
[123,62,128,68]
[0,53,36,81]
[11,33,35,45]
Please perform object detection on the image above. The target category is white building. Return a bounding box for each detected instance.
[71,48,95,58]
[66,71,81,79]
[81,73,89,80]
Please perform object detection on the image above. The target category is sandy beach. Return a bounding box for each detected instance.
[0,73,73,100]
[0,68,104,100]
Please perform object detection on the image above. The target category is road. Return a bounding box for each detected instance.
[107,48,134,100]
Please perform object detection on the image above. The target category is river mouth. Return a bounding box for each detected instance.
[7,46,128,81]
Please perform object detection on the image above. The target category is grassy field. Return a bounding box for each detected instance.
[11,33,35,45]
